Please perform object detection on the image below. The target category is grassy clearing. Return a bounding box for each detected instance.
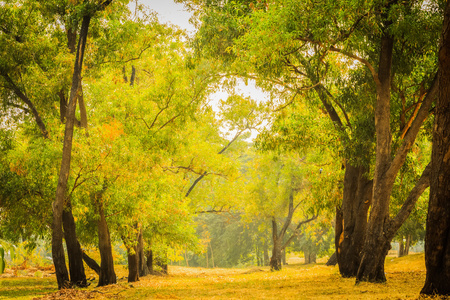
[0,253,447,299]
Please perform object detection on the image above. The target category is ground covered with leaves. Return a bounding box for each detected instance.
[0,254,447,299]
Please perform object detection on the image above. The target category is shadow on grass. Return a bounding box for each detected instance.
[0,277,57,299]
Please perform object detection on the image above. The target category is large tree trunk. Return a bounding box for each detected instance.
[421,2,450,295]
[356,20,396,282]
[337,164,372,277]
[52,15,91,289]
[127,244,139,282]
[97,202,116,286]
[62,199,87,287]
[356,3,437,280]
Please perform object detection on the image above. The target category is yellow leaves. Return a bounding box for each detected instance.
[100,119,125,143]
[9,162,25,176]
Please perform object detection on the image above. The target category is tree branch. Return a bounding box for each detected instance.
[0,69,48,138]
[385,162,431,241]
[387,73,438,181]
[282,215,318,250]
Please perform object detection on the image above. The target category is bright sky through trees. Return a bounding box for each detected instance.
[137,0,194,32]
[135,0,268,140]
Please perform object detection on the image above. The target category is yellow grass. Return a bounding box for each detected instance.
[1,253,448,300]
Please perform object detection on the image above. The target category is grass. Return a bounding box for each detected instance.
[0,254,448,299]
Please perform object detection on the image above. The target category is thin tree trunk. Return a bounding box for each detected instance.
[0,70,49,138]
[184,245,189,267]
[405,235,410,256]
[82,252,100,275]
[52,15,91,289]
[421,2,450,294]
[209,242,215,268]
[263,241,269,266]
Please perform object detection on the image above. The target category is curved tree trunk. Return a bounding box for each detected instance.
[421,2,450,294]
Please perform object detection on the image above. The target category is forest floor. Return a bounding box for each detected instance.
[0,253,447,300]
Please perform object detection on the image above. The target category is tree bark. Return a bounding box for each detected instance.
[127,244,139,282]
[308,61,373,279]
[405,235,410,256]
[304,250,316,264]
[337,164,372,277]
[82,252,100,275]
[97,202,116,286]
[146,249,153,274]
[138,229,150,277]
[52,15,91,289]
[326,252,338,266]
[62,199,87,287]
[421,2,450,295]
[398,238,405,257]
[270,218,282,271]
[355,16,397,281]
[356,0,438,280]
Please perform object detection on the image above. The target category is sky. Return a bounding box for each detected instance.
[137,0,195,33]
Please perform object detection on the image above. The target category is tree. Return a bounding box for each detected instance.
[197,0,440,281]
[244,152,318,271]
[52,0,114,289]
[421,0,450,295]
[181,0,376,277]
